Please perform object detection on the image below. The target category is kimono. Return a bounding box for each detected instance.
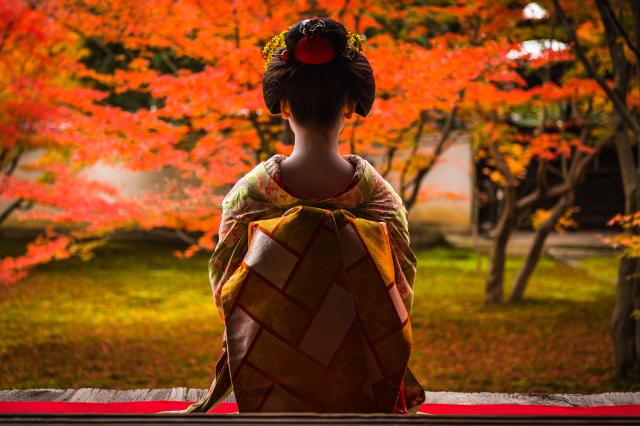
[184,154,425,414]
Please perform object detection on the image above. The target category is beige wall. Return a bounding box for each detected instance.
[1,149,167,226]
[408,139,472,231]
[375,131,473,232]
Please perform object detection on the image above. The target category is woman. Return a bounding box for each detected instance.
[184,17,425,414]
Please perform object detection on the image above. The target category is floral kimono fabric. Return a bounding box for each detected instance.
[188,205,420,413]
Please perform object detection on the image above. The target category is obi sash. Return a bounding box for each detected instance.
[216,205,414,413]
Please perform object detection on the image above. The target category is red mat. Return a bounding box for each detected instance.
[1,401,640,416]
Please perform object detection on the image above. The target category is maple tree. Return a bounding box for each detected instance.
[1,0,299,280]
[550,0,640,379]
[507,80,615,302]
[0,0,148,283]
[1,0,512,280]
[395,0,639,383]
[349,2,526,210]
[475,78,614,304]
[354,1,619,307]
[399,0,615,304]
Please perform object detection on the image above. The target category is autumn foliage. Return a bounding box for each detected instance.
[0,0,630,287]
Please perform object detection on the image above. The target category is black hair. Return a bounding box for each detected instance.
[262,18,375,129]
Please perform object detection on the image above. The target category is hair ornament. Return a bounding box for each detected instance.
[345,29,365,55]
[299,17,325,36]
[295,24,335,64]
[262,18,366,70]
[262,28,289,70]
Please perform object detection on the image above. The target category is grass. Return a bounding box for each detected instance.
[0,240,631,393]
[411,248,623,393]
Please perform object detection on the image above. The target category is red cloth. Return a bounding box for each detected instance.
[0,401,237,414]
[393,379,407,414]
[2,401,640,416]
[417,404,640,416]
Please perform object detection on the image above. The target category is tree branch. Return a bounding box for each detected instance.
[248,113,269,163]
[381,146,397,178]
[0,148,8,167]
[403,103,459,210]
[551,0,640,138]
[0,198,22,226]
[489,142,517,187]
[601,0,640,62]
[160,51,179,74]
[399,116,426,202]
[516,129,615,211]
[5,147,24,176]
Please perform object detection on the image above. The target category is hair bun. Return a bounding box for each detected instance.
[262,18,375,121]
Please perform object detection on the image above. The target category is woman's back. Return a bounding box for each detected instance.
[279,154,356,200]
[220,205,412,413]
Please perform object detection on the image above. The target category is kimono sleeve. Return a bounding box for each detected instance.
[208,206,249,319]
[386,201,418,314]
[372,166,418,312]
[355,163,418,314]
[207,172,281,319]
[208,178,255,319]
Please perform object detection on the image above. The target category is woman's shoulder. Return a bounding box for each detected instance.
[340,154,407,223]
[220,161,282,221]
[222,163,264,203]
[349,155,402,202]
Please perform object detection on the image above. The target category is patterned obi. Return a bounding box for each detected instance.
[218,205,415,413]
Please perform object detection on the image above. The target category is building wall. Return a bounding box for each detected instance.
[407,139,471,231]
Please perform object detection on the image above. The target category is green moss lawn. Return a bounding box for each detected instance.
[0,239,632,393]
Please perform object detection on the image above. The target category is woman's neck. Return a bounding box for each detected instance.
[288,127,341,161]
[278,127,355,200]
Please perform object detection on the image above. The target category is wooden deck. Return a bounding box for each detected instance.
[2,388,640,406]
[2,389,640,425]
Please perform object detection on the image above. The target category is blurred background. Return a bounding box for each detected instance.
[1,0,639,393]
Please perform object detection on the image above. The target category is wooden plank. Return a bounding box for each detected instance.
[0,390,66,402]
[424,391,640,406]
[2,389,640,406]
[0,389,211,403]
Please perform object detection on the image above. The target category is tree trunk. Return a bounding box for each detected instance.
[612,122,640,379]
[509,192,573,302]
[485,184,517,304]
[612,256,640,379]
[595,0,640,380]
[554,0,640,380]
